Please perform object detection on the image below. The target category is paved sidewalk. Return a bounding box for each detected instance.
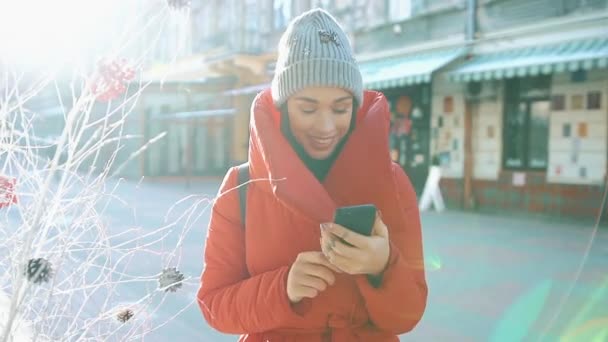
[404,211,607,342]
[117,180,607,341]
[135,180,607,341]
[9,177,603,341]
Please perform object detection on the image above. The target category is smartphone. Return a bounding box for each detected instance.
[333,204,377,237]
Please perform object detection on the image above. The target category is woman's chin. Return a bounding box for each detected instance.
[305,147,335,160]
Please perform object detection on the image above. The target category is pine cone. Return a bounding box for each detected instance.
[158,267,184,293]
[116,308,134,323]
[24,258,53,284]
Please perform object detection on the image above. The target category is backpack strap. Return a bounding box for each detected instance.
[236,162,250,228]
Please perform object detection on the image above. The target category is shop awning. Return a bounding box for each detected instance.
[359,48,465,89]
[223,83,270,96]
[449,37,608,82]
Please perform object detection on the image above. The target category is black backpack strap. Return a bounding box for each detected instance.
[236,162,250,227]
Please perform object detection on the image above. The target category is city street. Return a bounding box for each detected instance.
[95,178,607,341]
[2,0,607,341]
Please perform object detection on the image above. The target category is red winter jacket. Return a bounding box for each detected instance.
[197,89,427,341]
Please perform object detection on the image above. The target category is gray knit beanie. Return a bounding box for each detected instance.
[271,8,363,107]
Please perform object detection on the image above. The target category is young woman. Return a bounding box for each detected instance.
[198,8,427,342]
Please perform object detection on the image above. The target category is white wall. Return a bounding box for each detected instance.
[431,73,465,178]
[472,82,503,180]
[547,70,608,185]
[431,76,503,180]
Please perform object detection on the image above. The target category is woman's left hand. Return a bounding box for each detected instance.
[320,213,390,276]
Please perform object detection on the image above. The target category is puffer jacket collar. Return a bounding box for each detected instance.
[248,88,392,223]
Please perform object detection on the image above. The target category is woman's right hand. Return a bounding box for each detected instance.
[286,251,340,303]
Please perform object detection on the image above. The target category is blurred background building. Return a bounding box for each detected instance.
[28,0,606,220]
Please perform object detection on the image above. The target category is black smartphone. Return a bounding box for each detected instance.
[333,204,377,237]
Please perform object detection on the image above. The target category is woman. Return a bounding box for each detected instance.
[197,8,427,342]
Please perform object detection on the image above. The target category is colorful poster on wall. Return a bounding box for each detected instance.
[563,123,571,137]
[587,91,601,110]
[551,94,565,111]
[555,165,562,176]
[443,96,453,114]
[396,95,412,115]
[578,122,588,138]
[391,114,411,137]
[571,94,584,110]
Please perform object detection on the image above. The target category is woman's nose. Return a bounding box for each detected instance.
[315,112,335,133]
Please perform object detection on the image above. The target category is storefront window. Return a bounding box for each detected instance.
[503,77,550,170]
[504,103,527,168]
[528,101,550,169]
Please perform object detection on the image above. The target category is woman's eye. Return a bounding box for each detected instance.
[301,108,316,114]
[333,108,348,114]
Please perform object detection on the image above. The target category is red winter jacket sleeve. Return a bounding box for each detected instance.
[197,167,300,334]
[356,163,428,335]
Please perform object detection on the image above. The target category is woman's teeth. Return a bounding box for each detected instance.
[312,137,333,146]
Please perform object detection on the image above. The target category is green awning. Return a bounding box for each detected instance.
[449,37,608,82]
[360,48,465,89]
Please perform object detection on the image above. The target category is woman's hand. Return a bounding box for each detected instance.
[320,213,390,276]
[286,251,341,304]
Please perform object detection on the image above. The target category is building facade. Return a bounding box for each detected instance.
[134,0,607,219]
[351,0,608,219]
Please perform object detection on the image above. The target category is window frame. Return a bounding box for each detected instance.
[501,78,551,172]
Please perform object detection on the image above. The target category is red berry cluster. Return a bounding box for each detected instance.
[0,176,17,209]
[91,58,136,102]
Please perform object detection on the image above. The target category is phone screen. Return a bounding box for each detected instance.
[333,204,376,237]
